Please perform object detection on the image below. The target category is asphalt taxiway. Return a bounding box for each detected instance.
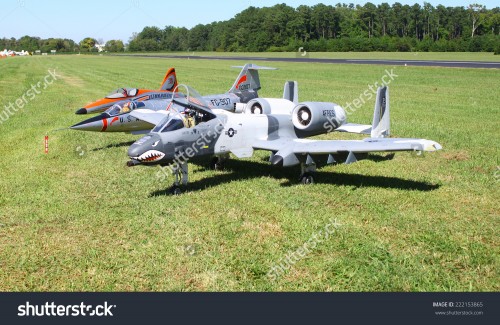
[116,54,500,69]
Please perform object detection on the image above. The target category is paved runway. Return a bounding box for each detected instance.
[117,54,500,69]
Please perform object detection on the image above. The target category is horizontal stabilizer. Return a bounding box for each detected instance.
[336,123,372,135]
[231,64,277,70]
[336,86,390,137]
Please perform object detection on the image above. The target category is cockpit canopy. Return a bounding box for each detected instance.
[152,116,185,133]
[106,101,145,116]
[105,88,139,99]
[150,84,216,133]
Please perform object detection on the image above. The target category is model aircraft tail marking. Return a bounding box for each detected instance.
[228,63,277,94]
[160,68,178,91]
[371,86,390,138]
[235,75,248,90]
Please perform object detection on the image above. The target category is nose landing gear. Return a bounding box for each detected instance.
[169,162,189,195]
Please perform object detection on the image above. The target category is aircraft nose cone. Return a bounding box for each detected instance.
[128,134,166,165]
[128,134,156,158]
[127,143,143,159]
[75,108,87,115]
[70,113,110,132]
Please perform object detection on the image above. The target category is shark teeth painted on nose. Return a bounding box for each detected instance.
[133,150,165,162]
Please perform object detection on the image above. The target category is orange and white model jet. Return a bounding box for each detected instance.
[75,68,178,115]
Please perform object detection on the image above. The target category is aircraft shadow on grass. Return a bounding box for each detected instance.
[91,141,135,152]
[149,154,440,196]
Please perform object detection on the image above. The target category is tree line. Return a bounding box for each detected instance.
[128,3,500,53]
[0,36,78,53]
[0,36,124,53]
[2,3,499,53]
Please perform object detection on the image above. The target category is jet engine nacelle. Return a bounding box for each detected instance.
[292,102,347,136]
[236,98,295,115]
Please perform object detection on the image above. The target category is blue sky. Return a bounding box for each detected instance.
[1,0,497,43]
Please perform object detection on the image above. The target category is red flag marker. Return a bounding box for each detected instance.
[44,135,49,154]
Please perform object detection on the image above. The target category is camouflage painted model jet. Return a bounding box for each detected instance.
[70,64,276,134]
[126,84,442,194]
[74,67,178,115]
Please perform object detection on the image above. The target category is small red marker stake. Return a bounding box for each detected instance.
[44,135,49,154]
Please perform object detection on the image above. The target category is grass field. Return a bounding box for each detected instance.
[0,54,498,291]
[121,51,500,62]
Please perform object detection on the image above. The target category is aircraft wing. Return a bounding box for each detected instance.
[252,138,291,152]
[289,138,441,154]
[254,137,441,153]
[253,137,441,164]
[130,109,169,126]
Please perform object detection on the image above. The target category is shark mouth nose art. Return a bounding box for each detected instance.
[133,150,165,163]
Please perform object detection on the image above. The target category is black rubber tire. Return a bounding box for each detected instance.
[300,173,314,185]
[209,157,225,170]
[170,186,182,195]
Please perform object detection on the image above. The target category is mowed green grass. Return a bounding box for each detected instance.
[0,55,498,291]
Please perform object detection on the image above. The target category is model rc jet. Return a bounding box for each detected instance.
[126,84,442,194]
[70,63,276,134]
[74,67,178,115]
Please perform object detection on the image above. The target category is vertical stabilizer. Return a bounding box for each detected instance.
[160,68,178,91]
[371,86,390,138]
[228,63,277,94]
[283,81,298,104]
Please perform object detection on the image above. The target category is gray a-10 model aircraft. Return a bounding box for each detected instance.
[69,64,276,134]
[126,84,442,194]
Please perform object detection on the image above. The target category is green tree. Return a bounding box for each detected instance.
[79,37,96,52]
[105,40,124,52]
[17,36,40,52]
[468,4,485,37]
[120,3,500,53]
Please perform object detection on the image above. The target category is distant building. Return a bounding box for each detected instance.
[95,44,105,52]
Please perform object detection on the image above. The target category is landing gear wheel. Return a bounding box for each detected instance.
[300,173,314,185]
[209,157,225,170]
[170,186,182,195]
